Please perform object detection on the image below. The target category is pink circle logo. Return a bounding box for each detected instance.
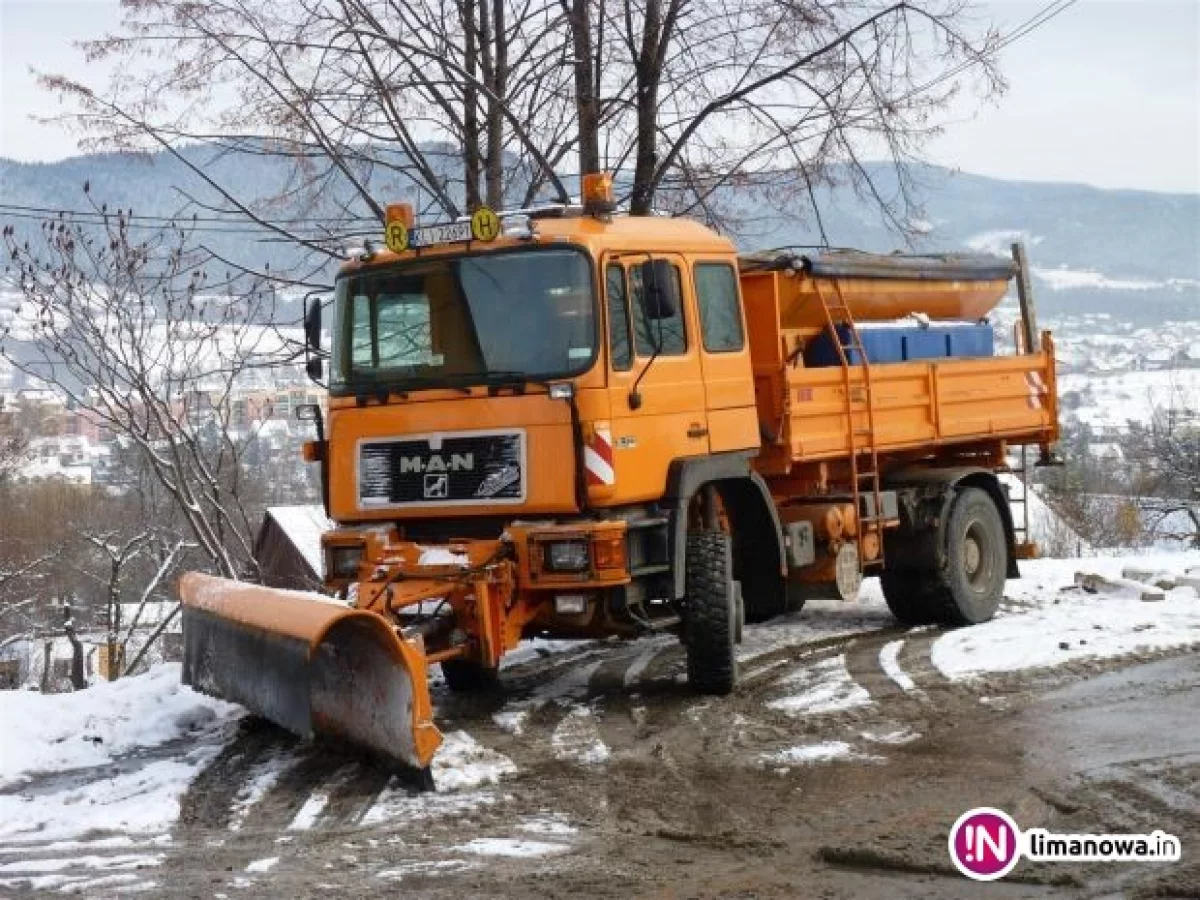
[948,807,1021,880]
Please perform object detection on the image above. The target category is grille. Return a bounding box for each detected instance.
[359,431,524,506]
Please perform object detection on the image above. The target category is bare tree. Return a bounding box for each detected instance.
[594,0,1002,224]
[1131,402,1200,548]
[42,0,1002,249]
[50,0,576,237]
[0,401,30,484]
[1,195,284,581]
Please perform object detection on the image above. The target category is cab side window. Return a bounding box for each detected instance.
[606,264,633,371]
[694,263,744,352]
[631,263,686,356]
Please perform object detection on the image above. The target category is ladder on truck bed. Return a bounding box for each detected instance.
[813,280,886,573]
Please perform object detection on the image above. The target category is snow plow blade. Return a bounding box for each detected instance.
[179,572,442,771]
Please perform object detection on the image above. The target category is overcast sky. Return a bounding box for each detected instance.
[1,0,1197,194]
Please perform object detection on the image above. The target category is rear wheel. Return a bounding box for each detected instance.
[930,487,1007,626]
[440,659,499,693]
[740,573,787,623]
[880,569,937,626]
[684,531,738,695]
[882,487,1007,627]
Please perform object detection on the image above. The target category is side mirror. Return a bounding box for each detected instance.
[637,259,678,321]
[306,357,324,381]
[304,296,322,352]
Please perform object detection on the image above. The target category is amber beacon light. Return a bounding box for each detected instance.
[581,171,615,215]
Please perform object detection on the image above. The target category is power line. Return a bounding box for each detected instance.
[0,202,377,227]
[0,207,367,239]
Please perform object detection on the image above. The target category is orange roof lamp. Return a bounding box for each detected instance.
[581,171,616,217]
[385,203,415,253]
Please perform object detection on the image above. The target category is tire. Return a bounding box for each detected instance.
[741,573,787,623]
[733,581,745,644]
[879,569,937,626]
[929,487,1007,626]
[440,659,499,693]
[684,531,738,695]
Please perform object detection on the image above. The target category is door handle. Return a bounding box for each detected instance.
[687,423,708,439]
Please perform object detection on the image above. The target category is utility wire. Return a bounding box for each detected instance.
[0,202,377,226]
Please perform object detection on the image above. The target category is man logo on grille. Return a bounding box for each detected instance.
[423,473,449,499]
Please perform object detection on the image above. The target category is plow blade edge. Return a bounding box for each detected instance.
[179,572,443,770]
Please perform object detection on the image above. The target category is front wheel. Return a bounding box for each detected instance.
[440,659,499,693]
[684,532,738,695]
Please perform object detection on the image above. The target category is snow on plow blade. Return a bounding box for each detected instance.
[179,572,443,770]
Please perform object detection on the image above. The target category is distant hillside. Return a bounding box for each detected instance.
[2,149,1197,322]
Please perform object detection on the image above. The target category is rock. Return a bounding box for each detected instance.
[1075,571,1165,602]
[1122,566,1157,583]
[1058,641,1071,650]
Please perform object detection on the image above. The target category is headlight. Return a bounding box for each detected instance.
[327,544,365,579]
[544,539,589,573]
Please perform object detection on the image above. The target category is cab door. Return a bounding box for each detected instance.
[691,257,759,453]
[602,254,709,504]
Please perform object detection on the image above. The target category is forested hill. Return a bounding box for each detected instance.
[2,149,1197,321]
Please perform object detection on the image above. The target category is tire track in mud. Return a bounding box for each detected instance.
[840,630,916,706]
[895,628,951,694]
[178,721,296,831]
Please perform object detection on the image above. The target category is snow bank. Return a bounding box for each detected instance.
[933,555,1200,678]
[0,754,221,843]
[766,654,871,716]
[360,731,516,825]
[0,664,240,788]
[760,740,882,768]
[433,731,517,791]
[550,706,610,765]
[458,837,571,858]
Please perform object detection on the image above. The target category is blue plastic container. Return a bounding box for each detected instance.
[805,323,993,367]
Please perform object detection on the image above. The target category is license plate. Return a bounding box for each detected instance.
[410,220,473,247]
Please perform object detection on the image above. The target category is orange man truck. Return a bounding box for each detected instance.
[179,175,1058,773]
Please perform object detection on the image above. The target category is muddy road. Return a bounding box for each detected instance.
[3,591,1199,898]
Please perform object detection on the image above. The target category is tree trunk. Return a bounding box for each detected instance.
[570,0,600,179]
[461,0,483,211]
[484,0,507,209]
[65,627,86,690]
[630,0,664,215]
[40,641,51,693]
[124,603,180,677]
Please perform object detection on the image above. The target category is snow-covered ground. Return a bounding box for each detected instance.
[1,550,1198,885]
[0,666,239,790]
[932,553,1200,678]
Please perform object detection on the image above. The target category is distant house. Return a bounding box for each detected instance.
[254,505,330,590]
[1086,442,1126,464]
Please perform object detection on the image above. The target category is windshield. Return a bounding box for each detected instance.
[330,248,595,391]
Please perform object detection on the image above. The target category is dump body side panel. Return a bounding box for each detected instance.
[755,344,1057,473]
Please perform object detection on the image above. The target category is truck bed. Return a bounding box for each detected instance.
[752,338,1058,475]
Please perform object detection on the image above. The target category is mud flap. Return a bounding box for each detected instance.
[179,573,443,771]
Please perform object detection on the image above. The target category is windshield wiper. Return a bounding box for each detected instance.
[338,370,541,399]
[439,370,534,395]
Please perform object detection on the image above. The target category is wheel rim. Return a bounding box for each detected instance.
[963,521,991,591]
